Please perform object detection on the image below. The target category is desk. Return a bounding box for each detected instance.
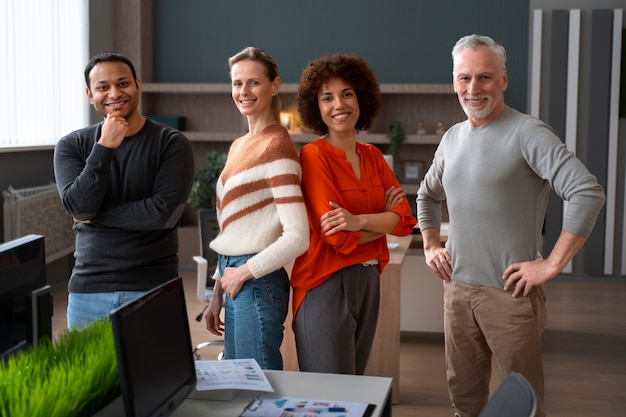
[400,224,449,333]
[173,370,392,417]
[365,234,412,404]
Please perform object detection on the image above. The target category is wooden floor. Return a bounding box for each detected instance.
[51,274,626,417]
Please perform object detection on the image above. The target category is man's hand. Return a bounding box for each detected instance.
[424,246,452,282]
[98,111,128,149]
[502,259,558,297]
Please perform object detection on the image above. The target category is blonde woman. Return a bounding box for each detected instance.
[204,47,309,370]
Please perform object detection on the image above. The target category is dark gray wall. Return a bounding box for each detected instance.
[152,0,529,112]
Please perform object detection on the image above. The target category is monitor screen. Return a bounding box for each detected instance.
[109,277,196,417]
[0,234,49,360]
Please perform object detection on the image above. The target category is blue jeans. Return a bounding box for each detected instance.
[67,290,146,330]
[219,254,289,370]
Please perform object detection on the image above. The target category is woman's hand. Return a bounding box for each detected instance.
[205,285,224,336]
[384,186,405,211]
[219,264,253,300]
[320,201,364,236]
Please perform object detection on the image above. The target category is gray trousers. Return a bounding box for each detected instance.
[294,263,380,374]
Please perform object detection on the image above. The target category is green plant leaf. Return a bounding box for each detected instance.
[387,121,405,176]
[0,319,120,417]
[187,150,227,210]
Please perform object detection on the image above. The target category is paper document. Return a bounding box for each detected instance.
[240,394,373,417]
[195,359,274,392]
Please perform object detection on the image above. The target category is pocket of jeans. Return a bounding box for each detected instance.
[262,269,290,308]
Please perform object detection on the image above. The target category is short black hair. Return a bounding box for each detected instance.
[84,52,138,89]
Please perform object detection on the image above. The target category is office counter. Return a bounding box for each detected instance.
[365,234,412,404]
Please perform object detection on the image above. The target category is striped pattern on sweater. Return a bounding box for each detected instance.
[209,124,309,279]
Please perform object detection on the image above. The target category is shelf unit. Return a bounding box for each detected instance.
[140,81,464,199]
[140,82,463,144]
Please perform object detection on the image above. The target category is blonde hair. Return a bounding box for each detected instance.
[228,46,282,122]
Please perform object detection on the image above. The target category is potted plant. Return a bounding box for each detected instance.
[0,319,119,417]
[186,150,226,277]
[187,150,227,212]
[387,121,405,177]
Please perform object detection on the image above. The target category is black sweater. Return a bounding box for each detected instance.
[53,118,195,293]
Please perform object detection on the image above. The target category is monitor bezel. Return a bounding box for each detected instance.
[0,234,50,360]
[109,277,197,417]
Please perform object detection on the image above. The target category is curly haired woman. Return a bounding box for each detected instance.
[291,53,417,374]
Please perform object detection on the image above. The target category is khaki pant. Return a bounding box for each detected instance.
[443,280,547,417]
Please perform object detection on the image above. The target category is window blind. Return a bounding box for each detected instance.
[0,0,88,148]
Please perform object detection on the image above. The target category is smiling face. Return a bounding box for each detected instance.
[230,59,278,119]
[453,45,508,127]
[318,77,360,136]
[86,61,141,120]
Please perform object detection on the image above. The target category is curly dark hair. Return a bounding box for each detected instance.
[297,53,381,136]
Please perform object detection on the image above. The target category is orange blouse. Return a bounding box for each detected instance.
[291,139,417,318]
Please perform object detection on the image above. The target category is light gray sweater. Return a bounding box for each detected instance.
[417,107,605,288]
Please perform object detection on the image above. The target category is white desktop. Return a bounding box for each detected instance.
[174,370,392,417]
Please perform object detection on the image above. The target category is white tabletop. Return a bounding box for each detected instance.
[173,370,392,417]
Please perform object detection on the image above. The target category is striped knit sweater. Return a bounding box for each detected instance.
[209,124,309,279]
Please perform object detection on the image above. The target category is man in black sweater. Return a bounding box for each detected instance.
[54,52,195,329]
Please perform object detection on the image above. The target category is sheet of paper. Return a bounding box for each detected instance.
[240,394,371,417]
[194,359,274,392]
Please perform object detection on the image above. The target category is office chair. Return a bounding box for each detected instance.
[478,372,537,417]
[192,208,224,360]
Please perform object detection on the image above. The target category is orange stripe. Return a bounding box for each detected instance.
[221,198,274,230]
[275,196,304,204]
[220,196,304,231]
[220,173,300,208]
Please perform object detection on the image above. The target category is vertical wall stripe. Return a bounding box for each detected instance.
[548,10,569,139]
[534,6,624,277]
[562,10,581,273]
[565,10,580,154]
[583,9,613,275]
[542,10,569,263]
[608,9,623,274]
[530,9,543,118]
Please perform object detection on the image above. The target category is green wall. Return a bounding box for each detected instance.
[153,0,529,112]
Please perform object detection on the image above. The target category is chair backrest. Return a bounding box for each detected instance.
[198,208,220,288]
[478,372,537,417]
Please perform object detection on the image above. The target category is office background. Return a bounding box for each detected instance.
[0,0,624,283]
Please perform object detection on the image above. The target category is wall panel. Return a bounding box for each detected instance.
[531,7,624,276]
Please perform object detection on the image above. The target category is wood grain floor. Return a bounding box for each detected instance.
[51,274,626,417]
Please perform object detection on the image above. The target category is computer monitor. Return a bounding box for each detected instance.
[109,277,197,417]
[0,234,51,361]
